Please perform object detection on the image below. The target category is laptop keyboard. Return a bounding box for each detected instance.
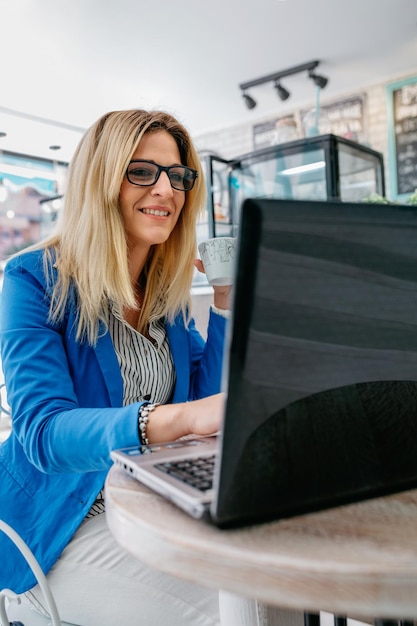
[155,454,215,492]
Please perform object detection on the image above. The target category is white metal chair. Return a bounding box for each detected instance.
[0,519,78,626]
[0,383,11,444]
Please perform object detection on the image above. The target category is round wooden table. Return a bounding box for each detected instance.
[106,465,417,621]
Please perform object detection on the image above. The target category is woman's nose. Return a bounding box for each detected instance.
[151,171,173,196]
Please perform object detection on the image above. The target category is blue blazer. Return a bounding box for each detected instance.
[0,250,227,593]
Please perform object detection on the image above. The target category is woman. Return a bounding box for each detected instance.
[0,109,229,625]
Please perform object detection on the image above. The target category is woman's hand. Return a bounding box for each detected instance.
[212,284,232,311]
[183,392,225,437]
[194,258,232,310]
[146,393,225,444]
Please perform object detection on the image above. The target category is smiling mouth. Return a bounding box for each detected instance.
[141,208,169,217]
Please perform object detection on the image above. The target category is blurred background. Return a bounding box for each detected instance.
[0,0,416,288]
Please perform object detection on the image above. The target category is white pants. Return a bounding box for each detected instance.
[25,513,304,626]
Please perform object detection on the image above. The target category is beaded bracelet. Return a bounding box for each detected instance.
[138,402,160,446]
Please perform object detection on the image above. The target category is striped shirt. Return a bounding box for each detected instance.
[86,309,175,518]
[109,307,175,407]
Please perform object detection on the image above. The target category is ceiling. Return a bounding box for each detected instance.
[1,0,417,163]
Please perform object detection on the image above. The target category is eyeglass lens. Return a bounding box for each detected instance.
[127,161,197,191]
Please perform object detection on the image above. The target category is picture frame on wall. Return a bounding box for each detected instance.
[300,94,367,143]
[252,114,299,150]
[386,75,417,201]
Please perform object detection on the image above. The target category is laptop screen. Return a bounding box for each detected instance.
[213,198,417,526]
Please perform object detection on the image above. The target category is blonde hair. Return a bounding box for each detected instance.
[30,109,206,344]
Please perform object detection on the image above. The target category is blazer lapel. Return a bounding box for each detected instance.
[94,326,124,405]
[166,319,190,402]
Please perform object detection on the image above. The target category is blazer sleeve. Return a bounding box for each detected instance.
[187,308,228,400]
[0,253,141,474]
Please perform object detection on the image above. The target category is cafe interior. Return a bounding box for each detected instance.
[1,0,417,624]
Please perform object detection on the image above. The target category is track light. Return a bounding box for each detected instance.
[242,92,257,110]
[309,70,328,89]
[275,81,290,101]
[239,60,329,110]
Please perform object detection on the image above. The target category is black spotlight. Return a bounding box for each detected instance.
[242,92,257,110]
[274,81,290,101]
[309,71,328,89]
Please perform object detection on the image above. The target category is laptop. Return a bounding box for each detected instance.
[111,197,417,528]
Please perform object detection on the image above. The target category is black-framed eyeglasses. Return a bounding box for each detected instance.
[126,160,198,192]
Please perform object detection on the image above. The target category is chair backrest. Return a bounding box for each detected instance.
[5,597,63,625]
[0,383,11,417]
[0,519,62,626]
[0,383,11,444]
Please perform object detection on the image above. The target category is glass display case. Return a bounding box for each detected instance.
[228,134,385,222]
[195,135,385,287]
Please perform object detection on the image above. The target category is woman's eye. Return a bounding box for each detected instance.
[131,168,152,178]
[170,172,183,183]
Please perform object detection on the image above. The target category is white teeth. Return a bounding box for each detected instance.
[142,208,169,217]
